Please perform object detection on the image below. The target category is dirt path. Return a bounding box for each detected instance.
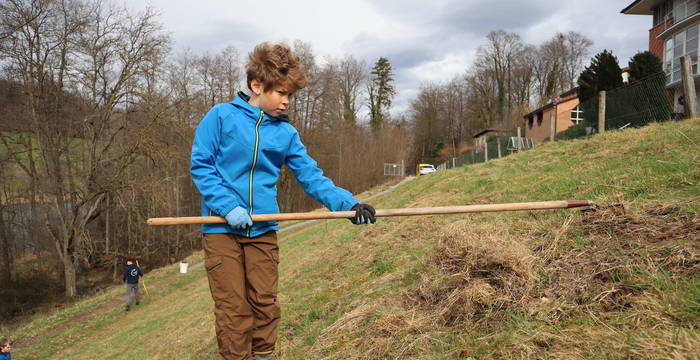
[15,264,201,348]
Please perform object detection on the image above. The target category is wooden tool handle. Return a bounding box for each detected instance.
[146,200,594,226]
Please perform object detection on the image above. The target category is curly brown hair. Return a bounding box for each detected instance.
[246,42,307,93]
[0,337,12,348]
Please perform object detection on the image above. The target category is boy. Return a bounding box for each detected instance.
[191,42,376,360]
[122,259,143,311]
[0,338,11,360]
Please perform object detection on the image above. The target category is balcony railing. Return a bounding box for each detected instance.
[656,1,700,36]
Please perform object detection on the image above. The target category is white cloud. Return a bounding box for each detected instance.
[114,0,651,113]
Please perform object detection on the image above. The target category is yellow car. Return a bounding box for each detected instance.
[416,163,436,175]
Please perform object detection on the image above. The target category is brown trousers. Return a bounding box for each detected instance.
[203,232,280,360]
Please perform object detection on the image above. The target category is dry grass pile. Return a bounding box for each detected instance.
[408,221,535,326]
[314,305,435,360]
[582,198,699,246]
[542,198,700,312]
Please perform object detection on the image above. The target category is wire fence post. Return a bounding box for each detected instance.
[496,137,502,158]
[550,111,557,141]
[483,138,488,162]
[598,90,606,133]
[681,55,697,119]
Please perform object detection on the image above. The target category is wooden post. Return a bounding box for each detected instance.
[483,138,488,162]
[680,55,697,118]
[516,126,522,151]
[496,137,502,158]
[598,91,606,133]
[550,110,557,141]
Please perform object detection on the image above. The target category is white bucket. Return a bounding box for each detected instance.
[179,261,189,274]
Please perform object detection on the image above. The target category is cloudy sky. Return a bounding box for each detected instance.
[119,0,650,114]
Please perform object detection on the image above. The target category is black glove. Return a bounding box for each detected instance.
[350,203,376,225]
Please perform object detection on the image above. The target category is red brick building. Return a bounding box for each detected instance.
[522,88,582,144]
[622,0,700,113]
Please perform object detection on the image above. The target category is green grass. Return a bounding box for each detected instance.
[4,119,700,359]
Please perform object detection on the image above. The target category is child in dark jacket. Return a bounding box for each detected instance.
[122,259,143,311]
[191,42,376,360]
[0,337,12,360]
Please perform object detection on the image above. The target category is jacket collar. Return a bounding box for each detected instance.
[231,91,290,123]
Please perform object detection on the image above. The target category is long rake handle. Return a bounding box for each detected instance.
[136,260,149,296]
[146,200,593,226]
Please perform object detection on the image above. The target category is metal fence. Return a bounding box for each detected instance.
[436,135,533,171]
[384,162,406,177]
[579,72,672,132]
[433,73,671,173]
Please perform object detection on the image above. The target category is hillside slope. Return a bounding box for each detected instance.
[5,119,700,359]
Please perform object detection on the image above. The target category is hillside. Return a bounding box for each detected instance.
[3,119,699,359]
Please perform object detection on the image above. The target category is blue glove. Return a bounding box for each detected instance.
[225,206,253,229]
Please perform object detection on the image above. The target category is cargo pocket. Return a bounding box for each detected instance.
[204,255,228,301]
[205,255,223,272]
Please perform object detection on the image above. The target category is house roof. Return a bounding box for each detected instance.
[523,102,555,119]
[522,87,580,119]
[472,128,509,139]
[559,86,580,99]
[621,0,664,15]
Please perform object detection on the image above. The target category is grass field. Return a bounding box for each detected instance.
[3,119,699,359]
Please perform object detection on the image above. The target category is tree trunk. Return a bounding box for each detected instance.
[63,254,77,297]
[0,225,12,284]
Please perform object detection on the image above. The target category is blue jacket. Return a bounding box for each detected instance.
[123,264,143,284]
[191,92,358,237]
[0,351,10,360]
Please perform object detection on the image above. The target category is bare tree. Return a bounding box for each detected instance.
[474,30,529,125]
[561,31,593,89]
[0,151,15,284]
[0,0,169,297]
[196,46,242,107]
[532,32,593,105]
[336,55,366,125]
[0,0,41,42]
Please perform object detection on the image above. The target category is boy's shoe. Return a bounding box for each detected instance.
[125,305,130,312]
[135,301,140,306]
[253,351,273,359]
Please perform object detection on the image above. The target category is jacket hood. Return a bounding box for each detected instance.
[232,91,291,123]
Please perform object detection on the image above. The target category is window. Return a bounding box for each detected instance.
[527,116,534,129]
[674,0,700,23]
[654,2,673,27]
[536,112,543,127]
[664,23,700,84]
[570,105,583,125]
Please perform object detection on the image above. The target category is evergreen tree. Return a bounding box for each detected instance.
[577,50,624,131]
[367,57,396,133]
[577,50,623,102]
[628,51,663,82]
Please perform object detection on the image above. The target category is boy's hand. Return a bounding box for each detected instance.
[225,206,253,229]
[350,203,376,225]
